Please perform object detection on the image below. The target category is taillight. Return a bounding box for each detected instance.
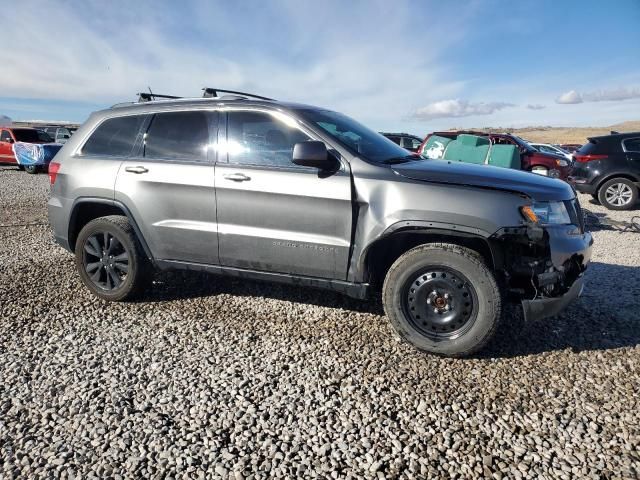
[574,154,607,163]
[48,162,61,185]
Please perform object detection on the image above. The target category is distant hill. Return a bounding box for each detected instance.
[456,120,640,145]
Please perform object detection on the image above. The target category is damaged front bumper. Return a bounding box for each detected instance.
[521,274,585,322]
[492,215,593,322]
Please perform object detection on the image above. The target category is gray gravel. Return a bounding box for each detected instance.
[1,165,638,479]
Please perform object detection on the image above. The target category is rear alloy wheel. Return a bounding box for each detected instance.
[75,215,151,301]
[598,178,638,210]
[383,243,502,357]
[24,165,38,174]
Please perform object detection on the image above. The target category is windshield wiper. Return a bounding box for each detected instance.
[382,154,422,165]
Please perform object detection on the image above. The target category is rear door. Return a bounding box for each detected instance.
[215,109,353,280]
[115,109,219,265]
[0,129,15,163]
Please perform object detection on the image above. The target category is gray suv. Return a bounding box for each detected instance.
[48,92,593,356]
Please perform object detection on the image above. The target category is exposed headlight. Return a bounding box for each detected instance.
[555,159,569,167]
[520,201,571,225]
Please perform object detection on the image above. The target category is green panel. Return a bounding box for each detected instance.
[443,140,489,164]
[456,134,490,147]
[422,135,452,159]
[487,145,521,169]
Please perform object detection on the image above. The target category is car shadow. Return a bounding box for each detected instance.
[143,270,384,315]
[140,262,638,358]
[482,261,640,357]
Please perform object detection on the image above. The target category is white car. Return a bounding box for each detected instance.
[530,143,573,161]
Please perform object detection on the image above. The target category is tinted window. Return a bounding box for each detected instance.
[226,111,311,167]
[145,111,209,161]
[387,136,401,145]
[12,128,53,142]
[623,138,640,152]
[83,115,145,156]
[0,130,11,142]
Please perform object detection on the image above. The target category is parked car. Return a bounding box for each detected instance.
[0,127,56,173]
[568,132,640,210]
[48,92,592,357]
[418,131,572,179]
[380,132,424,152]
[559,144,582,154]
[530,143,573,161]
[41,126,76,144]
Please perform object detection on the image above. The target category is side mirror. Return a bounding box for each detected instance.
[292,141,337,170]
[5,138,14,144]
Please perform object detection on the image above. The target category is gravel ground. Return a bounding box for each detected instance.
[0,165,638,479]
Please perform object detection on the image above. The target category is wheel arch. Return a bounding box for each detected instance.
[361,224,500,288]
[68,197,154,261]
[594,172,640,194]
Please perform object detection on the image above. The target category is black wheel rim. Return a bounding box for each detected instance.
[402,268,478,340]
[83,231,129,291]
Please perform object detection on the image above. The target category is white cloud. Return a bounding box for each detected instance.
[556,90,583,104]
[412,99,515,120]
[557,86,640,104]
[0,0,477,130]
[526,104,546,110]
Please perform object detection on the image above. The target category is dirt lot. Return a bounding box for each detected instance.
[466,120,640,145]
[0,166,638,479]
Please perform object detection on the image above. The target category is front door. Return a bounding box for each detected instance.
[624,137,640,177]
[115,110,219,265]
[215,110,353,280]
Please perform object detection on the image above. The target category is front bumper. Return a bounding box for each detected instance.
[521,274,584,322]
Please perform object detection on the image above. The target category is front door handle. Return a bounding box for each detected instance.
[125,166,149,174]
[223,173,251,182]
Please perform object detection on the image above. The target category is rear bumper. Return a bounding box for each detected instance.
[568,177,596,194]
[521,275,584,322]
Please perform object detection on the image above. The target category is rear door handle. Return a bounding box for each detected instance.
[125,166,149,174]
[223,173,251,182]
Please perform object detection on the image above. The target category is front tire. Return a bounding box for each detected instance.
[75,215,151,301]
[597,178,638,210]
[383,243,502,357]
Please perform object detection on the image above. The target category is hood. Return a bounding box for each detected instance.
[392,159,574,201]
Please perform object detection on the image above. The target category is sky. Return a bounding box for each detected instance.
[1,0,639,134]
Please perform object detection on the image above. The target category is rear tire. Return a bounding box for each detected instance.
[382,243,502,357]
[75,215,152,301]
[24,165,38,174]
[597,177,638,210]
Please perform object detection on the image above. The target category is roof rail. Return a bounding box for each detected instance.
[202,87,274,101]
[137,92,182,103]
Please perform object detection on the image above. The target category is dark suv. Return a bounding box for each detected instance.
[48,90,592,357]
[569,132,640,210]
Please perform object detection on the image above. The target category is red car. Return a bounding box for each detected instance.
[0,127,55,172]
[418,131,572,180]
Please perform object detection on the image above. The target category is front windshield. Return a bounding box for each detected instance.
[297,109,416,164]
[511,135,536,153]
[13,128,54,143]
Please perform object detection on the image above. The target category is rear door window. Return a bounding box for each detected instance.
[83,115,146,156]
[144,111,210,161]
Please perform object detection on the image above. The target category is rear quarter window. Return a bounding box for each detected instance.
[82,115,146,156]
[623,137,640,152]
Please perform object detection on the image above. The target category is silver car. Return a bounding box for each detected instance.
[48,92,592,356]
